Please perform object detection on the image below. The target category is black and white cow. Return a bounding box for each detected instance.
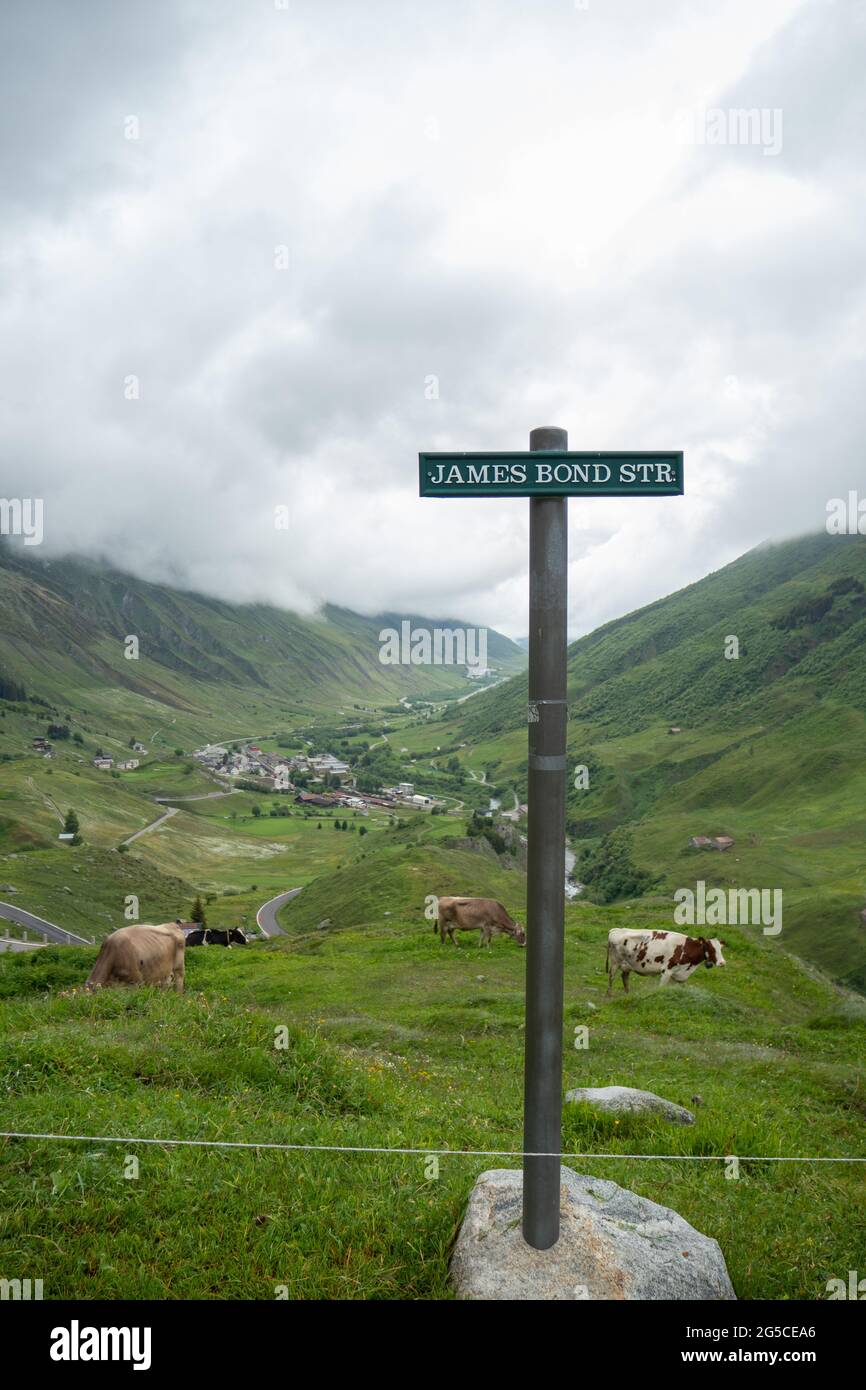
[182,925,248,948]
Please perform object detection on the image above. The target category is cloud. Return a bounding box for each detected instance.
[2,0,862,639]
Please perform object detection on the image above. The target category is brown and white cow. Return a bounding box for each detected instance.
[85,923,186,993]
[435,896,526,948]
[606,928,725,996]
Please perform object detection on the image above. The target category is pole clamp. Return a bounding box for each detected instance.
[527,699,568,724]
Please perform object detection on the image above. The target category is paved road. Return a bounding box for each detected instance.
[121,806,178,846]
[501,791,522,822]
[0,884,305,949]
[154,790,239,804]
[256,888,303,938]
[0,901,91,946]
[455,677,508,705]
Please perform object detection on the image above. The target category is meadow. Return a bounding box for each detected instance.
[1,859,864,1300]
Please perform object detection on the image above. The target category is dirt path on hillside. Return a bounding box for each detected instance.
[121,806,179,846]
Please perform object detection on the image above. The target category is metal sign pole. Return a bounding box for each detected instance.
[417,432,682,1258]
[522,425,568,1251]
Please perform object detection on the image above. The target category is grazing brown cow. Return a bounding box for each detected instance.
[435,896,526,948]
[85,923,186,993]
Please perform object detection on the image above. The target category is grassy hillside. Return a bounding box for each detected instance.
[0,547,524,943]
[0,547,525,755]
[414,534,866,992]
[456,532,866,741]
[1,844,864,1299]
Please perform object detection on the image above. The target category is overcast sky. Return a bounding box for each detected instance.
[2,0,864,639]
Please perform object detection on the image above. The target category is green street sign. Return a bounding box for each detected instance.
[418,451,683,498]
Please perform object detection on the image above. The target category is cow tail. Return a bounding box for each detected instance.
[85,940,111,989]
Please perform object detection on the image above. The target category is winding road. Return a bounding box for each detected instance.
[256,888,303,937]
[0,901,91,946]
[0,883,306,948]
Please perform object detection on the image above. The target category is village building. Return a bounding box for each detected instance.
[295,790,345,807]
[689,835,735,852]
[308,754,352,781]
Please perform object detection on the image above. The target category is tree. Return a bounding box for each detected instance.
[359,824,368,837]
[190,896,207,927]
[251,804,262,818]
[63,809,79,835]
[579,828,655,904]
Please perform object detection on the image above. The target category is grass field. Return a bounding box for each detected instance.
[1,849,864,1300]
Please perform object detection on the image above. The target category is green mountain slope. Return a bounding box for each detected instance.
[424,533,866,992]
[0,547,525,750]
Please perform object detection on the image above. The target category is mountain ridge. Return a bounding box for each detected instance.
[420,531,866,992]
[0,545,526,732]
